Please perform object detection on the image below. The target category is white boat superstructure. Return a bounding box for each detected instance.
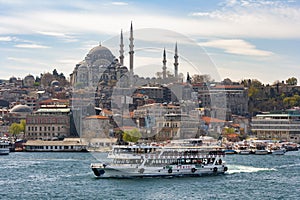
[91,144,228,178]
[0,142,10,155]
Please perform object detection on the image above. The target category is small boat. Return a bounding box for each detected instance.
[269,146,286,155]
[254,143,268,155]
[91,144,228,178]
[223,149,237,154]
[255,149,268,155]
[235,146,250,155]
[0,142,10,155]
[271,149,286,155]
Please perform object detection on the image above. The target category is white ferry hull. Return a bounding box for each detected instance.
[0,149,10,155]
[91,164,228,178]
[91,143,228,178]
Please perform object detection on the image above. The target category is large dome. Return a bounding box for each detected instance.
[10,105,32,113]
[86,45,115,63]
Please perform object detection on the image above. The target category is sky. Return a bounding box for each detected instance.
[0,0,300,85]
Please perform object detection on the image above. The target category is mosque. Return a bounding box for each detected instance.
[69,22,181,89]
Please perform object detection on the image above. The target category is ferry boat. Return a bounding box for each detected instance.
[0,142,10,155]
[91,144,228,178]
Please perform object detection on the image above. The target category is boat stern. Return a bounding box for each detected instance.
[91,163,107,177]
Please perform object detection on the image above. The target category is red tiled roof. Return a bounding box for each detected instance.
[202,116,226,123]
[86,115,109,120]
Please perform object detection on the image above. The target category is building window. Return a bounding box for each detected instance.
[52,127,55,131]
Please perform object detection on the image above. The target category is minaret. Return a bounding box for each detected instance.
[162,48,167,79]
[129,22,134,75]
[174,42,179,79]
[119,29,124,66]
[187,72,191,84]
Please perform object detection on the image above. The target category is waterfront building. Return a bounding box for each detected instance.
[251,109,300,143]
[25,105,71,140]
[24,138,87,152]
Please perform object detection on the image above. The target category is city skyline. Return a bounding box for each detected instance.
[0,0,300,84]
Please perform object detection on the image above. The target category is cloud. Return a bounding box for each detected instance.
[7,57,32,62]
[57,58,80,65]
[36,31,78,42]
[111,2,128,6]
[189,0,300,38]
[14,43,50,49]
[199,39,273,56]
[0,36,14,41]
[0,0,299,39]
[7,56,49,66]
[36,31,68,37]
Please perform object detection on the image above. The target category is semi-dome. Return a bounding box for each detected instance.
[10,105,32,113]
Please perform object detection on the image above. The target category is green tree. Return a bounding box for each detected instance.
[122,129,142,143]
[223,127,235,134]
[286,77,298,86]
[9,123,22,141]
[283,94,300,108]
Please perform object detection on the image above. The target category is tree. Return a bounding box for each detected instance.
[191,74,211,84]
[283,94,300,108]
[250,79,263,88]
[155,72,162,79]
[9,123,22,141]
[35,76,41,83]
[41,72,54,88]
[122,129,142,143]
[286,77,298,86]
[53,69,59,77]
[223,78,232,85]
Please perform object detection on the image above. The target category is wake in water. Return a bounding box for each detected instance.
[226,165,276,174]
[276,163,300,169]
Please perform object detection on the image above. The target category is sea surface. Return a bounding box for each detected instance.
[0,151,299,200]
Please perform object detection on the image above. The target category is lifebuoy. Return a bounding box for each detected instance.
[139,168,145,174]
[191,168,197,173]
[168,168,172,174]
[224,167,228,172]
[213,167,218,173]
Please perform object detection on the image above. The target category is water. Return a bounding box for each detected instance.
[0,151,299,200]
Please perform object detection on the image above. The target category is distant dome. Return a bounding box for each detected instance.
[10,105,32,113]
[51,80,60,87]
[25,74,34,79]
